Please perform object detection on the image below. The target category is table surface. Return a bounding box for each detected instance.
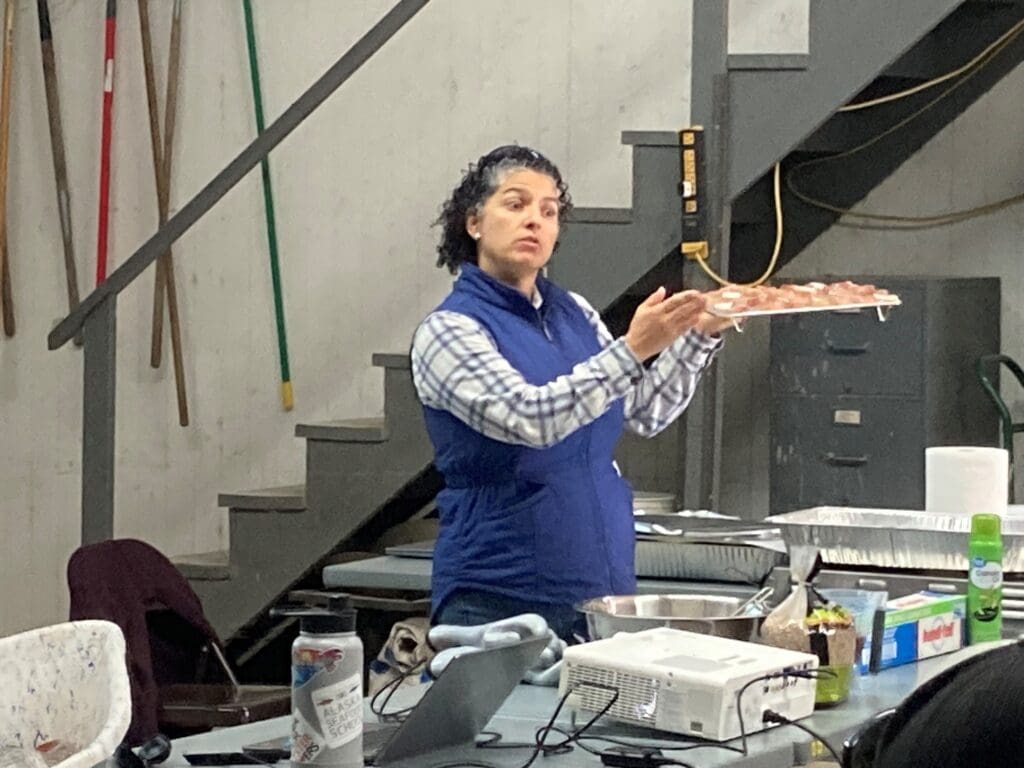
[322,555,760,600]
[164,643,1004,768]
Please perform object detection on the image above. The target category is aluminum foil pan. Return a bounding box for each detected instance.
[634,535,787,584]
[766,506,1024,572]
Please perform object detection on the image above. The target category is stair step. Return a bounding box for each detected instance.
[218,484,305,512]
[621,130,679,147]
[885,3,1024,79]
[727,53,809,71]
[175,551,231,581]
[798,109,913,155]
[371,353,410,370]
[295,417,389,443]
[572,207,632,225]
[722,0,965,197]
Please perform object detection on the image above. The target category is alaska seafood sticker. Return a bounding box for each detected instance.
[313,674,363,748]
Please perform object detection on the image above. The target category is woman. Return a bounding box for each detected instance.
[410,145,731,640]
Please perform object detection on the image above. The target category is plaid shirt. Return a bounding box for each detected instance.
[411,290,722,448]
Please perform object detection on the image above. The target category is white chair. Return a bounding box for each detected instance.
[0,620,131,768]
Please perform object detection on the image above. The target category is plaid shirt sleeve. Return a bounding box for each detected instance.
[411,310,644,448]
[569,292,722,437]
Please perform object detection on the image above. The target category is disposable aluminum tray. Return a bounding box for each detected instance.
[766,506,1024,573]
[634,533,787,584]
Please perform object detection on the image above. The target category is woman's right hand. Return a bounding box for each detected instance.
[623,287,705,361]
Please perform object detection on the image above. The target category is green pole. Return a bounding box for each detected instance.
[242,0,293,410]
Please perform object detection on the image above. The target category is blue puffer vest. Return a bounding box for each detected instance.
[421,264,636,616]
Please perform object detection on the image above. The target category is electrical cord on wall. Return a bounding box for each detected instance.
[788,15,1024,229]
[838,16,1024,112]
[700,13,1024,287]
[692,162,783,288]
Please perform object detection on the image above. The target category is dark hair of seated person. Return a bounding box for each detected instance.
[865,640,1024,768]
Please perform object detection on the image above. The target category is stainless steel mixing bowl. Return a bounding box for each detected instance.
[576,594,766,642]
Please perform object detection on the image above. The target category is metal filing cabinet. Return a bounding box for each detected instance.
[769,276,1001,514]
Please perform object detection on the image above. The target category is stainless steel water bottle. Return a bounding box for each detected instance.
[283,606,363,768]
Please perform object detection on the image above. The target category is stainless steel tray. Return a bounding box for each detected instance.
[766,506,1024,572]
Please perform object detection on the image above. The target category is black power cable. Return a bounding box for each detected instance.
[734,668,841,758]
[763,710,843,764]
[369,659,428,722]
[432,682,619,768]
[435,667,843,768]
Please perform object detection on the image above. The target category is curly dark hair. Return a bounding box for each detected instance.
[433,144,573,274]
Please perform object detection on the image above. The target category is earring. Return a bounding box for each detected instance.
[471,232,481,240]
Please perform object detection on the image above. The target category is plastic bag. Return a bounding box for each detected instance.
[760,545,857,704]
[367,617,433,697]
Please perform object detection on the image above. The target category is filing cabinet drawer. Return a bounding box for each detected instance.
[770,286,925,397]
[770,396,925,513]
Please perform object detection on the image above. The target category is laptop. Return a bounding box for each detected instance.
[243,635,548,765]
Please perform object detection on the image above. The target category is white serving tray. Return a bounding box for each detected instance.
[707,295,902,332]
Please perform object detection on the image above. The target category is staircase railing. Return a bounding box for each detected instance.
[46,0,430,545]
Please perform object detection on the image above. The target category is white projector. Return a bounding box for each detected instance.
[559,627,819,742]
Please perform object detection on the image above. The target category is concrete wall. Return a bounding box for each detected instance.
[2,0,720,636]
[1,0,817,635]
[719,63,1024,519]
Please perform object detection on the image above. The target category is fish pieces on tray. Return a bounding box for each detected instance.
[704,280,899,317]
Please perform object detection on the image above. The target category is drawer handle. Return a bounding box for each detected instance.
[823,452,868,467]
[826,341,871,356]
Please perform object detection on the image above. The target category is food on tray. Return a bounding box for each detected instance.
[704,280,897,317]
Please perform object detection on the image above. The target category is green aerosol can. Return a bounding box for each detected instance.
[967,513,1003,644]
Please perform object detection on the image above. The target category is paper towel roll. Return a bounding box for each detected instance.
[925,446,1009,516]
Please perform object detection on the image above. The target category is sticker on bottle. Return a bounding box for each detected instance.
[970,559,1003,590]
[313,673,363,749]
[291,709,323,764]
